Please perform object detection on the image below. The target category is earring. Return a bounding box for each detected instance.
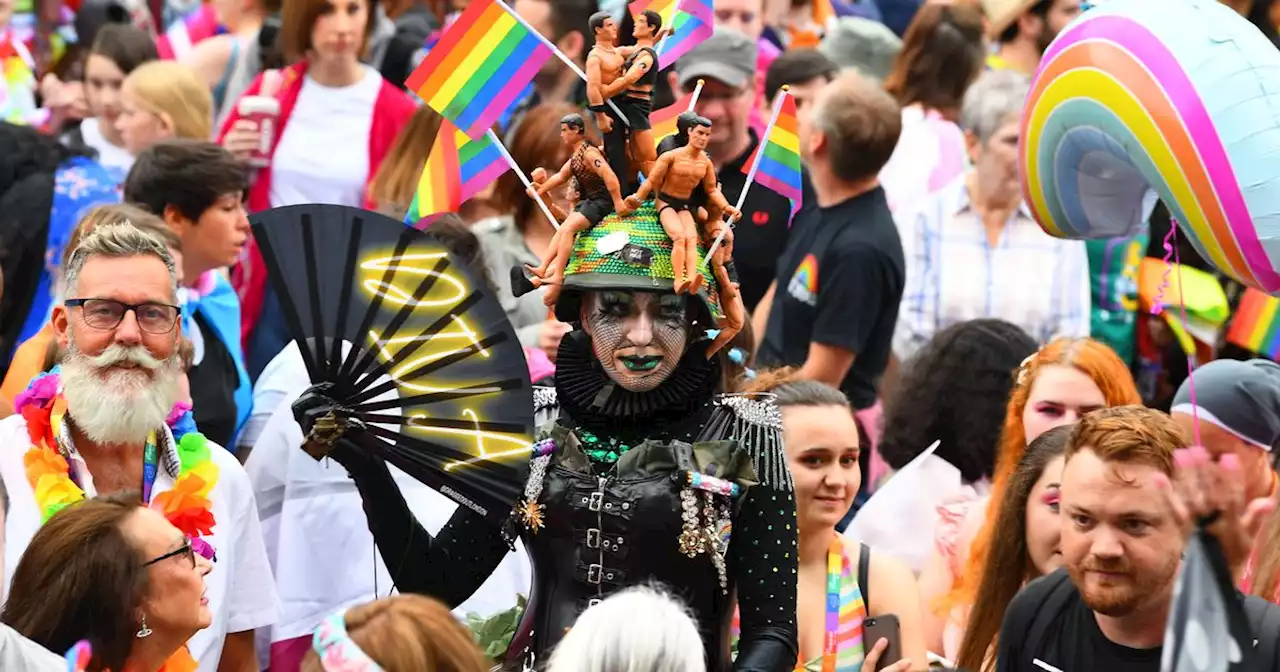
[136,615,152,639]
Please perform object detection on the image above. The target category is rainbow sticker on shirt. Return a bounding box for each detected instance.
[788,254,819,307]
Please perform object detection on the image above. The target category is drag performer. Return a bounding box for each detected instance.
[294,216,799,671]
[605,10,662,183]
[522,114,628,306]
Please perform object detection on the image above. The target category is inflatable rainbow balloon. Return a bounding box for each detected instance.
[1020,0,1280,295]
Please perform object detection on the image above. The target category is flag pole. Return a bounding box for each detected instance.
[487,129,561,230]
[687,78,704,110]
[495,0,629,125]
[704,87,789,264]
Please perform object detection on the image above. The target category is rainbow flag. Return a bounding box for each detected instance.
[405,122,510,227]
[651,90,696,148]
[1226,288,1280,359]
[744,94,804,216]
[629,0,681,26]
[405,0,553,140]
[656,3,714,70]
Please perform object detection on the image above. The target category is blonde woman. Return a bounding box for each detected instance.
[116,61,214,155]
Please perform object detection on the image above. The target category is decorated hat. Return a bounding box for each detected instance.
[553,205,725,325]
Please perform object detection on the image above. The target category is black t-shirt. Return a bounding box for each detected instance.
[718,131,813,313]
[997,570,1163,672]
[188,312,240,447]
[756,187,904,409]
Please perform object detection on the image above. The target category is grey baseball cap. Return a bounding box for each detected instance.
[674,27,758,90]
[819,16,903,82]
[1171,358,1280,452]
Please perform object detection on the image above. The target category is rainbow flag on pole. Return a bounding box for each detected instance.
[657,5,714,69]
[404,122,510,227]
[650,90,696,147]
[1226,288,1280,359]
[743,93,803,216]
[405,0,553,140]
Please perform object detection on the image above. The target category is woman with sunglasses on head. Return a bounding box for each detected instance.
[1,493,214,672]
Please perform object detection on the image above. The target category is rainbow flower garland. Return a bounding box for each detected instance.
[14,372,219,561]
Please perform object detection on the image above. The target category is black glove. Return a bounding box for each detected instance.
[291,383,372,470]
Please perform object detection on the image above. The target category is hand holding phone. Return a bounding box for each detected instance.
[863,615,907,672]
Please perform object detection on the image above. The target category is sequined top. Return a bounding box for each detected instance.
[335,333,799,671]
[570,142,610,203]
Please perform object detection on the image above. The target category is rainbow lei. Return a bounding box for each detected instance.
[15,373,219,559]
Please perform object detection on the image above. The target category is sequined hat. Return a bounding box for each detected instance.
[553,206,724,325]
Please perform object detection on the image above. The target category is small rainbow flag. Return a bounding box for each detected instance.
[629,0,681,26]
[1226,288,1280,359]
[743,93,803,216]
[650,90,696,148]
[405,0,554,140]
[656,3,714,70]
[405,121,510,227]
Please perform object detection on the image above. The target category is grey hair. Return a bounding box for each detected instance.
[546,585,705,672]
[770,379,850,409]
[63,222,179,301]
[959,69,1031,144]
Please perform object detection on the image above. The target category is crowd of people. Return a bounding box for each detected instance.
[2,0,1280,670]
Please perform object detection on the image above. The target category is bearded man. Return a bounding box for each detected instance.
[0,223,279,672]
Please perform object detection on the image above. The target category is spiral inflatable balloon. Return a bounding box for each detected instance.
[1019,0,1280,294]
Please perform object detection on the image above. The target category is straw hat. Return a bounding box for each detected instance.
[981,0,1041,37]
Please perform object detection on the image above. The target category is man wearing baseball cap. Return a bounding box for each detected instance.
[1171,358,1280,504]
[668,28,814,313]
[982,0,1082,75]
[1172,358,1280,594]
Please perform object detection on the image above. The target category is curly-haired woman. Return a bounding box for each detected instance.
[847,320,1038,574]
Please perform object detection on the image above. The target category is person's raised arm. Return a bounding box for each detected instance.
[293,391,510,605]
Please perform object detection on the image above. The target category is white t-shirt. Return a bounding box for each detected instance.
[0,623,63,672]
[244,342,531,645]
[79,117,135,175]
[268,66,380,209]
[0,416,282,672]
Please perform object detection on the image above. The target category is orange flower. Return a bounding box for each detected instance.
[24,447,69,483]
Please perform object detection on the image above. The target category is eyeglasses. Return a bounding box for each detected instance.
[144,540,196,569]
[66,299,181,334]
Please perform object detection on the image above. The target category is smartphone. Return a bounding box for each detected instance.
[863,614,902,671]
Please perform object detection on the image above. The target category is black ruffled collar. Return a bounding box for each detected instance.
[553,330,720,440]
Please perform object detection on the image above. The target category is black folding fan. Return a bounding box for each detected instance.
[250,204,535,524]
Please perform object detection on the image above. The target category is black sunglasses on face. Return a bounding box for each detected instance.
[144,540,196,569]
[65,298,181,334]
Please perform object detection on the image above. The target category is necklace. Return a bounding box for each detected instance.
[578,428,633,464]
[15,372,220,557]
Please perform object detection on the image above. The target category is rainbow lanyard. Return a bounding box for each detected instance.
[821,536,844,672]
[57,411,160,503]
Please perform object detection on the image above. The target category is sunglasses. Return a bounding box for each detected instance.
[144,540,196,569]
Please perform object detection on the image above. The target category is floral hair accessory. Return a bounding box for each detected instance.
[313,609,385,672]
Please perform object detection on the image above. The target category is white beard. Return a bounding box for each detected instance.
[60,341,181,446]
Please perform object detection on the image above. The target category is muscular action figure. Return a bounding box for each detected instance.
[524,114,628,306]
[604,10,662,187]
[585,11,633,193]
[627,115,740,296]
